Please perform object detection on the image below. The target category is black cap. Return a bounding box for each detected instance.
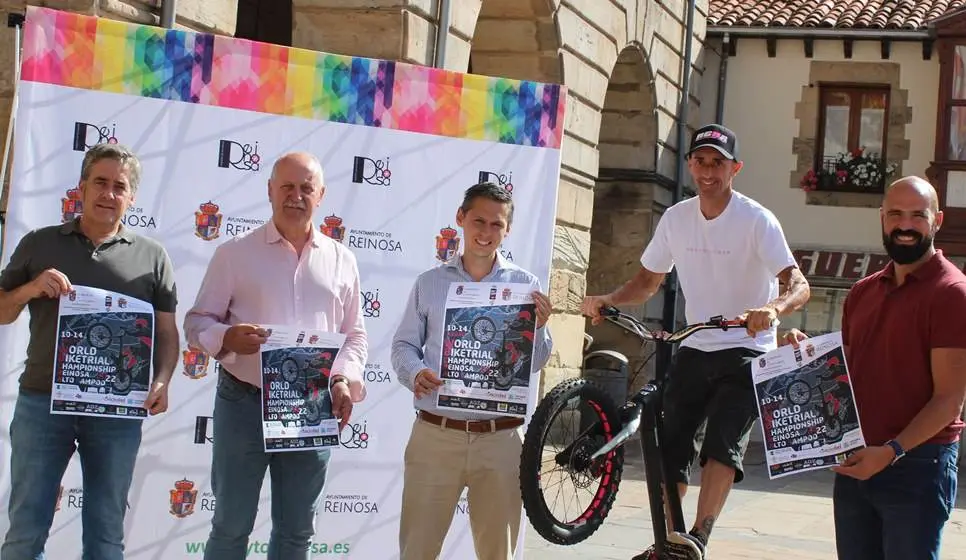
[687,123,739,161]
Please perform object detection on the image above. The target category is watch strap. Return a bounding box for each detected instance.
[885,439,905,464]
[329,375,349,389]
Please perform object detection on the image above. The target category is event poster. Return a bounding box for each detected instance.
[260,325,345,452]
[51,285,154,419]
[752,332,866,479]
[437,282,536,417]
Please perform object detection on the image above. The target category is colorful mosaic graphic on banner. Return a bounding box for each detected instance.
[0,7,566,559]
[20,8,564,148]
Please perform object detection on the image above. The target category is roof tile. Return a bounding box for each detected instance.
[709,0,966,29]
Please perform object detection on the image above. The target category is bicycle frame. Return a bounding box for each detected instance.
[586,307,747,554]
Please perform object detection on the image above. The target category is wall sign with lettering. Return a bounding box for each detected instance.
[791,248,966,284]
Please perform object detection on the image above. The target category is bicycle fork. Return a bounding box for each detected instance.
[589,399,644,462]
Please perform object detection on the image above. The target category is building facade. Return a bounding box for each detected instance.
[701,0,966,336]
[701,1,966,452]
[0,0,714,394]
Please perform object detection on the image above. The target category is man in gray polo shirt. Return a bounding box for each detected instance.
[0,143,180,560]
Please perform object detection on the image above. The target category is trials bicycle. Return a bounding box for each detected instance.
[781,355,852,442]
[466,312,535,391]
[84,315,152,396]
[519,306,748,558]
[277,350,333,427]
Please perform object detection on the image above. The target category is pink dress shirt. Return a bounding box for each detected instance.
[183,220,368,403]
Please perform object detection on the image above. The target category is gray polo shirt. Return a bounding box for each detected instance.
[0,218,178,393]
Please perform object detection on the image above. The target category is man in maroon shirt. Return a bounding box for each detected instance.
[782,176,965,560]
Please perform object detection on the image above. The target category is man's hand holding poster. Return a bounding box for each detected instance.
[752,331,866,479]
[259,326,345,452]
[437,281,536,418]
[52,285,155,419]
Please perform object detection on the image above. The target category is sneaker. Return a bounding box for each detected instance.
[631,545,658,560]
[664,531,706,559]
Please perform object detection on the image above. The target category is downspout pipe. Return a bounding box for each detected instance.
[656,4,697,537]
[161,0,176,29]
[433,0,453,69]
[715,33,730,123]
[659,0,697,355]
[674,0,697,206]
[0,13,24,242]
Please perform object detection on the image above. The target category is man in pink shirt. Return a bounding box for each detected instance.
[184,152,367,560]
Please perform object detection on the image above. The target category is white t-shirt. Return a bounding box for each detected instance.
[640,191,798,353]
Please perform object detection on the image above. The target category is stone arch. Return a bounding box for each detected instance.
[468,0,563,84]
[585,43,663,392]
[597,43,658,173]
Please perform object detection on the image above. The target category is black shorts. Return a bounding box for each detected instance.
[661,346,763,485]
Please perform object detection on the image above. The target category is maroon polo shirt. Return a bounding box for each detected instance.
[842,250,966,446]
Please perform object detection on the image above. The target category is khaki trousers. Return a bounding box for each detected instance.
[399,417,523,560]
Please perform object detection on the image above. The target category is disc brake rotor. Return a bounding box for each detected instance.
[568,438,606,489]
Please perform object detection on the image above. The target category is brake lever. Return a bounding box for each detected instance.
[600,305,621,318]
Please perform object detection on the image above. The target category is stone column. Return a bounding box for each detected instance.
[538,0,621,396]
[292,1,443,64]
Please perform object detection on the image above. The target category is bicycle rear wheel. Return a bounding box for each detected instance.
[519,378,625,545]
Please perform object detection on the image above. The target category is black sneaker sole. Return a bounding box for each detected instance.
[665,533,704,560]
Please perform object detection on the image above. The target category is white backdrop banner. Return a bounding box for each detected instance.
[0,7,566,559]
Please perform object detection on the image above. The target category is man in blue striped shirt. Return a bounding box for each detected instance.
[391,182,553,560]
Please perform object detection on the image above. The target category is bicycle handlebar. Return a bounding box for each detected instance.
[598,305,749,344]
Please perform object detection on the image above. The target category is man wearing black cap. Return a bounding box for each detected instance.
[581,123,810,559]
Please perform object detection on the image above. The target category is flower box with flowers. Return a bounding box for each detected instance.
[800,148,899,193]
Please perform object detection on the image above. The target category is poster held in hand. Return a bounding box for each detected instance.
[752,331,866,479]
[259,325,345,452]
[437,281,536,418]
[52,285,154,419]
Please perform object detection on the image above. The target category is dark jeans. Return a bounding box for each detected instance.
[0,390,143,560]
[203,371,331,560]
[834,441,959,560]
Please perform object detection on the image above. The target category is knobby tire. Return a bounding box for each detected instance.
[519,378,625,546]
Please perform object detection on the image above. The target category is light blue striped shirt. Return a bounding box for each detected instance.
[391,253,553,420]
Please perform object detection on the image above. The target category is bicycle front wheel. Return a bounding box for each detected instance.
[519,378,625,546]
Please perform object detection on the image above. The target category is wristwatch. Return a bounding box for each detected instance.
[885,439,905,464]
[330,376,349,389]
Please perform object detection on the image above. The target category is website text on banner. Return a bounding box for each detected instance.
[0,6,566,559]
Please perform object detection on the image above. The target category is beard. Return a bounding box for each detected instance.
[882,228,932,265]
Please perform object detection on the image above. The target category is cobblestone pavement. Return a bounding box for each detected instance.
[523,442,966,559]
